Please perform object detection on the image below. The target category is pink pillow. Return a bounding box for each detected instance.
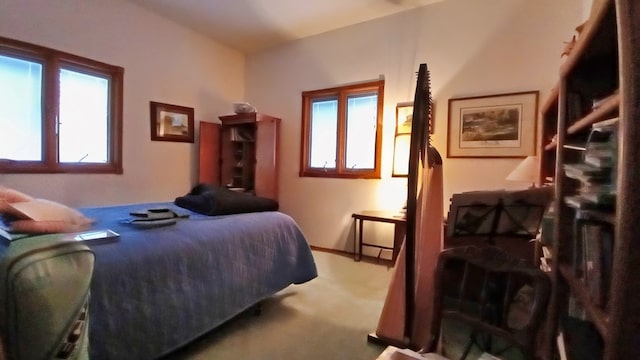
[0,187,34,215]
[10,218,93,234]
[0,189,93,234]
[0,187,33,203]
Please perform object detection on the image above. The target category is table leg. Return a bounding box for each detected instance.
[353,217,357,260]
[356,218,364,261]
[392,222,406,265]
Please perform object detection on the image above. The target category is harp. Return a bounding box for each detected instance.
[370,63,444,350]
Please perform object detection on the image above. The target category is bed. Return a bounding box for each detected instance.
[77,202,317,359]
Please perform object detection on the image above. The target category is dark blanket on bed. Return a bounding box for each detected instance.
[174,184,279,215]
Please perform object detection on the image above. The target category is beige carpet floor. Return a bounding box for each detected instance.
[163,250,395,360]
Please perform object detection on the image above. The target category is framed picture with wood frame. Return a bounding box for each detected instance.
[392,102,413,177]
[149,101,194,143]
[446,91,538,158]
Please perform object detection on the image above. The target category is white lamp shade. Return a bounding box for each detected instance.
[506,156,539,184]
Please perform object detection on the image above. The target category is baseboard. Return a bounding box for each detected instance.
[309,245,394,266]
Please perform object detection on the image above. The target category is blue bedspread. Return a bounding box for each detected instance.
[80,202,317,359]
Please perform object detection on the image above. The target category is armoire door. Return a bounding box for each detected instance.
[254,117,279,200]
[198,121,221,185]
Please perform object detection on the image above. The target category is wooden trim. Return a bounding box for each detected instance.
[0,36,124,174]
[559,0,614,77]
[299,79,384,179]
[309,245,394,266]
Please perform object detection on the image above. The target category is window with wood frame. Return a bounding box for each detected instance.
[0,36,124,174]
[300,79,384,179]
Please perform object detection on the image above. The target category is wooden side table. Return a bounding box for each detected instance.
[352,210,406,265]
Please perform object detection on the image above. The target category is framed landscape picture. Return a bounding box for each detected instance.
[150,101,194,143]
[446,91,539,158]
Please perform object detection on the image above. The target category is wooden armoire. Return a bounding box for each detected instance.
[198,112,280,200]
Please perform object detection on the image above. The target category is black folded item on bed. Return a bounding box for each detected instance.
[174,184,279,216]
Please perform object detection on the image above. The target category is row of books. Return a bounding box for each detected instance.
[563,118,617,210]
[562,119,618,321]
[572,214,614,309]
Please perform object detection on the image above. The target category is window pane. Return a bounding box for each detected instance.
[0,55,43,161]
[310,98,337,169]
[346,94,377,169]
[59,68,109,163]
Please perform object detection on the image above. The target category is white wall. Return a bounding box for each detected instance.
[0,0,244,206]
[0,0,587,255]
[584,0,595,19]
[245,0,584,253]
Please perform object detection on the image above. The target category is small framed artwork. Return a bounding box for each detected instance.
[392,102,414,177]
[396,102,414,135]
[447,91,539,158]
[150,101,194,143]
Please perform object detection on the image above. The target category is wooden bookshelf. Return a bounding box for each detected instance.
[566,94,619,135]
[540,1,640,359]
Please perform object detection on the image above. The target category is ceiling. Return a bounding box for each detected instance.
[128,0,444,53]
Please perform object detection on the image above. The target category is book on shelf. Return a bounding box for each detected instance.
[567,295,587,320]
[579,179,615,203]
[579,181,614,194]
[584,154,614,168]
[564,155,616,210]
[579,191,616,207]
[563,162,610,180]
[565,195,603,210]
[585,141,615,154]
[585,124,616,164]
[582,222,604,306]
[574,217,614,308]
[564,160,616,210]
